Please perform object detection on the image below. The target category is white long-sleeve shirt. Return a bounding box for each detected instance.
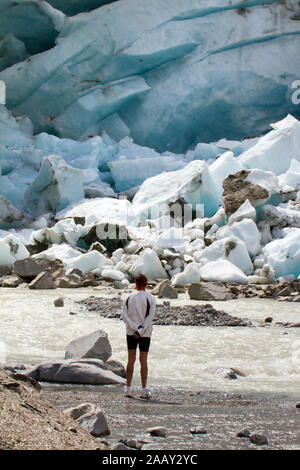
[121,290,156,338]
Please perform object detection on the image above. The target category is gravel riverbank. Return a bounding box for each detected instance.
[76,296,252,327]
[42,383,300,450]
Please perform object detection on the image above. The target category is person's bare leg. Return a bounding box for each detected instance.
[139,351,148,389]
[126,349,136,387]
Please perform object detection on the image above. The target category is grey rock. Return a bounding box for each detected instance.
[56,276,81,288]
[25,358,125,385]
[65,330,112,362]
[14,257,62,280]
[0,265,12,277]
[190,427,207,435]
[249,434,268,445]
[147,426,167,438]
[113,442,133,450]
[120,439,143,450]
[158,284,178,299]
[105,359,126,378]
[28,271,56,289]
[205,367,246,380]
[236,429,251,438]
[188,283,228,301]
[264,317,273,323]
[65,403,110,437]
[54,297,64,307]
[1,275,23,287]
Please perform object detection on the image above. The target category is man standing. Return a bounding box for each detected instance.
[121,274,156,399]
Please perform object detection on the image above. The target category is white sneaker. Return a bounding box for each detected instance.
[124,387,134,398]
[140,389,151,399]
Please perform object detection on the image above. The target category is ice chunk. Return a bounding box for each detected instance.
[262,230,300,278]
[155,228,190,253]
[0,195,24,229]
[0,234,30,267]
[0,33,28,72]
[171,262,201,286]
[209,151,243,203]
[199,260,248,284]
[194,236,253,275]
[278,159,300,192]
[57,197,136,227]
[238,115,300,175]
[228,200,256,225]
[108,156,185,192]
[101,269,125,281]
[24,155,84,218]
[132,161,219,221]
[216,218,261,257]
[131,247,168,280]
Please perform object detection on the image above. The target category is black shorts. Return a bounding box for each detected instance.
[127,335,151,352]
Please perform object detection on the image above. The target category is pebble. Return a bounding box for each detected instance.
[236,429,251,438]
[147,426,167,438]
[54,298,64,307]
[249,434,268,445]
[190,427,207,435]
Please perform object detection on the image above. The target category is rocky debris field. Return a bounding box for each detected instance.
[0,368,108,450]
[76,295,251,327]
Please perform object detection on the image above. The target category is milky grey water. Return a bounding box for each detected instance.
[0,287,299,396]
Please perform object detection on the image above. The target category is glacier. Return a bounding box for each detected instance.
[0,0,300,285]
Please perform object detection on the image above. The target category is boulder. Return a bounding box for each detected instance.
[28,271,56,289]
[26,358,124,385]
[188,283,228,301]
[80,222,130,254]
[1,275,23,287]
[0,265,12,277]
[105,360,126,379]
[56,276,81,288]
[64,403,110,437]
[65,330,112,362]
[204,367,246,380]
[14,258,63,280]
[158,283,178,299]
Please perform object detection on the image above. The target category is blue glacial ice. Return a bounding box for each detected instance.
[1,0,300,151]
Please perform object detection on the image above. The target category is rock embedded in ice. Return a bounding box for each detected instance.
[262,231,300,279]
[132,161,219,221]
[24,155,84,218]
[216,219,261,258]
[194,236,253,275]
[0,33,28,72]
[222,170,272,219]
[0,234,30,267]
[199,260,248,284]
[209,151,243,203]
[131,248,168,280]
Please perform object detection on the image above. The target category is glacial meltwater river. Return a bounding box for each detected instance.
[0,287,300,396]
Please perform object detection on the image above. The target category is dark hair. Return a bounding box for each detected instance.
[134,274,148,286]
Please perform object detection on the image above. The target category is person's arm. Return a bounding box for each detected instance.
[121,297,140,333]
[138,295,156,335]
